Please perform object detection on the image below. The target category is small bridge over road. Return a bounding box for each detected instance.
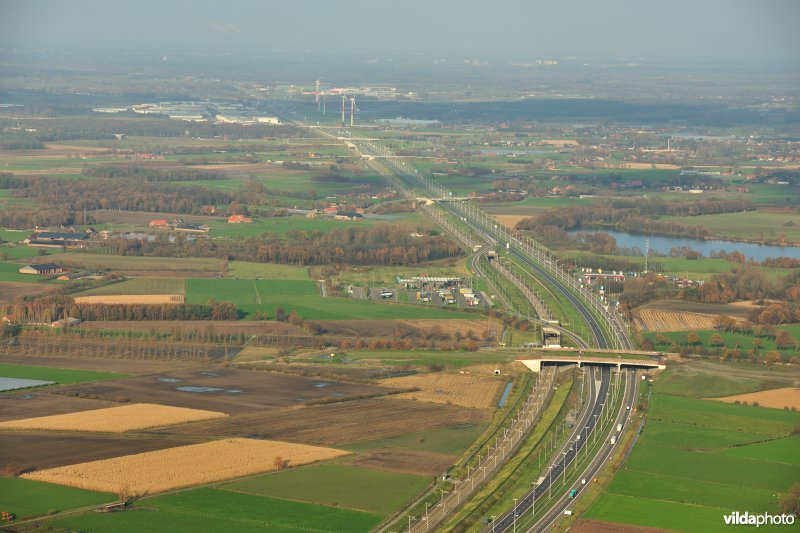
[517,353,666,373]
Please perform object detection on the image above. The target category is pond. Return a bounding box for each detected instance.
[569,230,799,262]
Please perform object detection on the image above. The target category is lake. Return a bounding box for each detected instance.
[569,230,800,262]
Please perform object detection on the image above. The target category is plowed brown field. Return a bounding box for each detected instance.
[636,308,717,332]
[380,373,503,409]
[353,448,456,477]
[156,397,488,445]
[712,387,800,410]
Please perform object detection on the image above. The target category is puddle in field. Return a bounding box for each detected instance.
[200,372,219,377]
[331,393,345,397]
[177,386,222,393]
[158,378,181,383]
[176,386,243,394]
[312,382,330,388]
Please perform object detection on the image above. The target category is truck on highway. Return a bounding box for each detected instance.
[617,423,623,432]
[610,435,617,445]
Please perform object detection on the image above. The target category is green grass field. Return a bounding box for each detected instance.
[185,278,478,320]
[51,488,381,533]
[41,253,224,273]
[206,215,380,239]
[654,366,762,398]
[0,363,126,384]
[342,423,487,456]
[644,326,800,357]
[0,261,45,282]
[220,463,428,516]
[227,261,309,280]
[660,211,800,245]
[0,477,113,519]
[75,277,185,295]
[586,369,800,532]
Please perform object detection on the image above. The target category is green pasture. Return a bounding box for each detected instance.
[605,468,778,511]
[206,215,378,239]
[587,369,800,531]
[0,229,31,243]
[0,244,58,259]
[227,261,309,280]
[659,210,800,245]
[335,262,469,286]
[0,363,126,384]
[654,366,761,398]
[0,261,45,282]
[644,326,800,357]
[720,436,800,464]
[51,488,381,533]
[587,493,739,533]
[220,463,428,516]
[185,278,472,320]
[0,477,113,519]
[44,252,224,273]
[75,277,185,295]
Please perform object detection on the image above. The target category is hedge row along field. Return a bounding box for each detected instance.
[23,438,349,494]
[0,403,227,432]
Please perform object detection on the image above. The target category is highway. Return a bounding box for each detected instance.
[489,366,638,532]
[358,141,629,350]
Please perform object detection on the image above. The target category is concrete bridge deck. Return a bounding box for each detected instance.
[517,353,666,372]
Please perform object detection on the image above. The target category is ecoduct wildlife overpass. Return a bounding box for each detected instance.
[517,354,666,373]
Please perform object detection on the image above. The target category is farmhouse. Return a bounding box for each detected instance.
[227,214,253,224]
[26,231,90,248]
[19,263,63,275]
[148,219,170,228]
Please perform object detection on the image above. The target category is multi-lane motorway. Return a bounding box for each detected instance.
[360,142,631,350]
[489,366,638,532]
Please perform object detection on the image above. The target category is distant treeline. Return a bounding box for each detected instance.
[619,267,799,318]
[84,165,226,182]
[98,225,463,266]
[0,176,232,227]
[0,137,46,150]
[516,198,753,245]
[3,295,237,323]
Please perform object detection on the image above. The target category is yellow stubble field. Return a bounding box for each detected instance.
[23,438,349,495]
[380,372,504,409]
[0,403,228,432]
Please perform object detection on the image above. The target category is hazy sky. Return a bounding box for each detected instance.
[1,0,798,65]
